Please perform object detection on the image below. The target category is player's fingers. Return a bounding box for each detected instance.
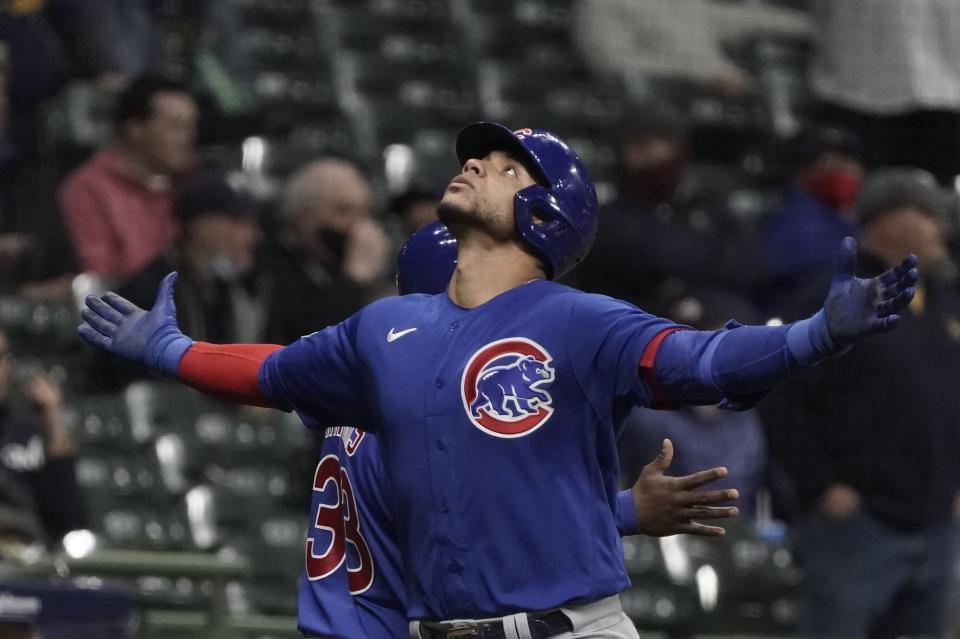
[85,295,125,324]
[869,314,901,334]
[102,292,140,316]
[835,236,857,278]
[80,308,117,337]
[646,438,673,474]
[684,488,739,505]
[677,506,739,520]
[676,466,727,489]
[877,262,905,287]
[898,254,919,274]
[878,288,914,316]
[676,522,726,537]
[78,323,113,349]
[878,277,909,301]
[878,256,918,288]
[156,272,179,309]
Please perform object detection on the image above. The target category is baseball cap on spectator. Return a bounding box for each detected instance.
[856,167,950,227]
[389,182,443,217]
[617,100,689,142]
[788,125,861,170]
[174,169,255,225]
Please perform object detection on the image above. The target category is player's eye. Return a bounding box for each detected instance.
[504,166,518,177]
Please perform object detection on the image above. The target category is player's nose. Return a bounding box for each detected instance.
[462,157,485,177]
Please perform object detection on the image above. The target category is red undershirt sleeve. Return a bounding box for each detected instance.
[638,327,688,409]
[177,342,282,407]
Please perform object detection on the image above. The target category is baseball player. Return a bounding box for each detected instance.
[78,122,917,639]
[304,221,740,638]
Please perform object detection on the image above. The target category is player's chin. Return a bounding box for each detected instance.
[437,199,476,228]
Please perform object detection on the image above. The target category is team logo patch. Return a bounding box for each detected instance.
[461,337,556,438]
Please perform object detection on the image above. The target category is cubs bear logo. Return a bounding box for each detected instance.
[460,337,556,438]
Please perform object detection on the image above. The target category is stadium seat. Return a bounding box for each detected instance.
[223,512,305,616]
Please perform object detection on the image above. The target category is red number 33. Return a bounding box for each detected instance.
[305,454,375,593]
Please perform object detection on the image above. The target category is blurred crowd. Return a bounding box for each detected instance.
[1,0,960,637]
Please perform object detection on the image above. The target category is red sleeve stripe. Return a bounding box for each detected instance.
[639,327,687,409]
[178,342,283,407]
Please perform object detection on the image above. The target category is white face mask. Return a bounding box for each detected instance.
[205,253,242,282]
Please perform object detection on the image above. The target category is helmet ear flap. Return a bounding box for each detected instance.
[514,186,576,279]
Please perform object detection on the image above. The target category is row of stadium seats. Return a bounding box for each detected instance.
[43,0,812,201]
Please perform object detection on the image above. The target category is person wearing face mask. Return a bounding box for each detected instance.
[577,100,765,317]
[260,158,391,345]
[761,125,864,320]
[118,168,262,344]
[759,168,960,639]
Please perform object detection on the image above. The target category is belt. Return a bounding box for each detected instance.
[418,609,573,639]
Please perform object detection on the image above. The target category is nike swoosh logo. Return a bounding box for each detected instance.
[387,327,418,342]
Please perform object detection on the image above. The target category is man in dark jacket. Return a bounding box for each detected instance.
[760,167,960,638]
[0,329,86,552]
[119,168,261,344]
[576,100,763,317]
[260,158,391,345]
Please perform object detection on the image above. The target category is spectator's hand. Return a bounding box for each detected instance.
[343,217,391,285]
[23,374,62,413]
[77,272,193,375]
[0,233,35,269]
[632,438,739,537]
[823,237,918,344]
[818,483,860,520]
[23,373,73,458]
[710,65,754,98]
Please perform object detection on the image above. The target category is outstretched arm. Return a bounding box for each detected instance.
[78,272,280,406]
[616,438,739,537]
[649,238,918,408]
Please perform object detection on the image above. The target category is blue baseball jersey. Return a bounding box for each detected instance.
[299,426,407,638]
[261,280,681,619]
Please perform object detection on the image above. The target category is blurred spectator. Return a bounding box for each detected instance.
[810,0,960,185]
[118,168,262,343]
[0,0,120,163]
[576,101,763,317]
[98,0,255,115]
[0,330,86,553]
[760,126,863,320]
[390,183,441,236]
[261,158,391,345]
[58,75,197,280]
[618,295,766,519]
[0,43,35,281]
[573,0,809,99]
[760,168,959,638]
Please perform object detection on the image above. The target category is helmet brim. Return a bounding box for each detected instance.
[456,122,550,187]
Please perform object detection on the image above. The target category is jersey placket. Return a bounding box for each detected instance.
[424,315,473,610]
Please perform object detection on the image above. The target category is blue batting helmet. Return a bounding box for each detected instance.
[397,221,457,295]
[455,122,598,279]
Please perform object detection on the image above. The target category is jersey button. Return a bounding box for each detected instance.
[436,439,445,450]
[449,322,459,332]
[441,500,450,513]
[448,561,462,573]
[435,379,444,389]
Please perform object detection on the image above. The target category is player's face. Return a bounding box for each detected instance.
[438,150,537,239]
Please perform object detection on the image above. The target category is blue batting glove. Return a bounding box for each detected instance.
[77,272,194,376]
[823,236,919,343]
[787,238,918,365]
